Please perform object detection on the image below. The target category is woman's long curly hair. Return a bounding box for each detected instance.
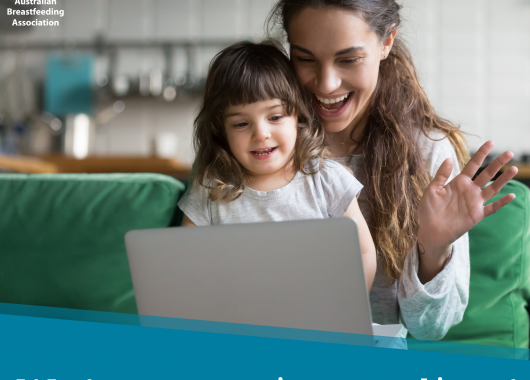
[194,40,328,202]
[268,0,470,282]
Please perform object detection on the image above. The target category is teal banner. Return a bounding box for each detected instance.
[0,303,529,379]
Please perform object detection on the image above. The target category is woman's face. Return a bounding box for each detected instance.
[289,7,391,134]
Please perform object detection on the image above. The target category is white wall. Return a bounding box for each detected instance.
[2,0,530,162]
[401,0,530,156]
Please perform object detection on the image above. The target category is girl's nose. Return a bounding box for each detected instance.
[315,64,341,94]
[252,122,271,141]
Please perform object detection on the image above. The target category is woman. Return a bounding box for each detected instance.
[267,0,518,340]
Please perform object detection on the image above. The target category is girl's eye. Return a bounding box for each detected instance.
[234,122,248,128]
[269,115,284,122]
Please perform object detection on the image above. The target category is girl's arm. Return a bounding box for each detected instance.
[181,214,197,227]
[343,198,377,291]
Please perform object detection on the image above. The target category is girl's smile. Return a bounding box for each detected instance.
[250,146,278,160]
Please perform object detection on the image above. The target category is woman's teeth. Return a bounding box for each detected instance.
[316,93,349,104]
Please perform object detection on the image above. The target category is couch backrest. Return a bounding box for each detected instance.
[0,173,185,314]
[441,180,530,348]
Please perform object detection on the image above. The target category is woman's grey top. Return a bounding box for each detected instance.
[335,130,470,340]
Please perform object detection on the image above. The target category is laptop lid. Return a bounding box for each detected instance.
[125,217,373,335]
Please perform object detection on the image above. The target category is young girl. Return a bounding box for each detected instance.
[178,41,377,290]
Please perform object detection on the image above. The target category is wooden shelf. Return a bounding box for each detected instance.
[0,155,58,174]
[38,155,192,179]
[503,163,530,180]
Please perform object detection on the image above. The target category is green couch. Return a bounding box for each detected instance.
[0,174,528,348]
[0,173,185,314]
[440,180,530,348]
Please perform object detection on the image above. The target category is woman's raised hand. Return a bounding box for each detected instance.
[416,141,518,282]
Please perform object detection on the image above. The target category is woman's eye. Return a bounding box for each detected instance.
[296,57,315,63]
[340,58,361,64]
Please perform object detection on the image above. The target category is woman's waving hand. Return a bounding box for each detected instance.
[417,140,519,283]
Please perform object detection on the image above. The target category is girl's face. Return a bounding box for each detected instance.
[224,99,298,179]
[288,7,392,134]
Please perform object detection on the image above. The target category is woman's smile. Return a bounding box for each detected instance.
[313,92,354,118]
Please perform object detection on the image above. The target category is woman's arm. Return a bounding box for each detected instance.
[181,214,197,227]
[399,138,516,340]
[344,198,377,291]
[398,232,469,340]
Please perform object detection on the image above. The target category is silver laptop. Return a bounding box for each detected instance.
[125,217,373,336]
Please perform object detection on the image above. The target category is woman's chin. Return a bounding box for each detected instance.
[322,120,352,134]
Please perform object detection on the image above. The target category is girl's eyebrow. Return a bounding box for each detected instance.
[291,45,365,56]
[225,104,283,118]
[225,111,244,118]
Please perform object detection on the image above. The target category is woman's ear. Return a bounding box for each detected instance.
[381,26,398,60]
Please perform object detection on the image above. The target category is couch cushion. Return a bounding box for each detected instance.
[440,180,530,347]
[0,173,185,314]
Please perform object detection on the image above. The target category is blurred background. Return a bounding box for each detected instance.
[0,0,529,183]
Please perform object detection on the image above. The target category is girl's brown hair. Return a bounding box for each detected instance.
[194,40,327,202]
[268,0,470,281]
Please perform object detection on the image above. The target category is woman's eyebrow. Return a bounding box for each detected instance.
[291,45,365,56]
[291,45,314,55]
[335,46,365,56]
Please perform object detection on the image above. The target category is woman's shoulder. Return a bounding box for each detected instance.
[418,129,455,152]
[417,128,461,176]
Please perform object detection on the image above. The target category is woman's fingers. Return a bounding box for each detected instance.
[483,193,516,218]
[430,158,454,188]
[474,150,515,189]
[461,140,495,179]
[481,166,518,201]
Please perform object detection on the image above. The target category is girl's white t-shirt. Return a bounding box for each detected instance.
[178,159,363,226]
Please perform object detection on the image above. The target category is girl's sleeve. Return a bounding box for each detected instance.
[397,133,470,340]
[177,180,212,226]
[319,160,364,217]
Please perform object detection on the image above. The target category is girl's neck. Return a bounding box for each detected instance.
[244,162,297,192]
[326,105,370,158]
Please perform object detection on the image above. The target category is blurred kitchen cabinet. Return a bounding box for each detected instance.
[64,0,100,40]
[155,0,196,39]
[109,0,151,40]
[202,0,241,38]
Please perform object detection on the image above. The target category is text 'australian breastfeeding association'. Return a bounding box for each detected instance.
[8,0,64,27]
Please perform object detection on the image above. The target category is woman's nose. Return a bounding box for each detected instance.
[252,122,271,141]
[315,64,341,94]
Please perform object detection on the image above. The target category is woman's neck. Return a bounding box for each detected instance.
[326,110,369,158]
